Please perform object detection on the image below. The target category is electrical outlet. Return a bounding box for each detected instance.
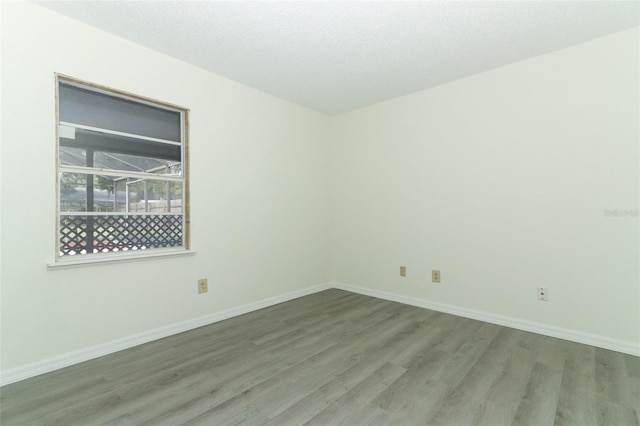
[537,287,548,301]
[432,270,441,283]
[400,266,407,277]
[198,278,208,294]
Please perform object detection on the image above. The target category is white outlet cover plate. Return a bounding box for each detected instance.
[537,287,548,301]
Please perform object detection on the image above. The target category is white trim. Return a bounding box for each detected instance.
[332,282,640,357]
[0,283,332,386]
[48,248,195,269]
[60,121,182,146]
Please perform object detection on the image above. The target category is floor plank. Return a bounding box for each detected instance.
[1,289,638,425]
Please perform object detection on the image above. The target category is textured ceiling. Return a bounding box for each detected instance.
[36,1,639,116]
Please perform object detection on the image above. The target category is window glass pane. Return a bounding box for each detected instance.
[119,177,183,213]
[59,173,184,256]
[59,83,181,142]
[93,152,180,175]
[59,215,87,256]
[60,147,181,176]
[60,173,118,212]
[60,173,87,211]
[93,175,118,212]
[59,146,87,167]
[61,173,182,214]
[60,127,181,163]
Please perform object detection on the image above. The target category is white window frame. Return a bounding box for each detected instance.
[51,74,191,267]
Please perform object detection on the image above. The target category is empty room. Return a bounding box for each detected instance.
[1,1,638,425]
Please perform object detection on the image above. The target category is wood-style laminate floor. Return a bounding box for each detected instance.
[1,289,639,425]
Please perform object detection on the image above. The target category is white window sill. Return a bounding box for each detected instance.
[47,249,196,269]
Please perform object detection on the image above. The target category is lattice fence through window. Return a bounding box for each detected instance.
[59,214,183,255]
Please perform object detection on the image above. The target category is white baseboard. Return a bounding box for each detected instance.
[332,281,640,357]
[3,280,637,386]
[0,283,332,387]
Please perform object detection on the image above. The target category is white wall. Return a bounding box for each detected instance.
[0,3,330,373]
[330,28,639,348]
[1,2,638,382]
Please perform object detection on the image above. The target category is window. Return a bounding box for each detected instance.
[55,75,189,262]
